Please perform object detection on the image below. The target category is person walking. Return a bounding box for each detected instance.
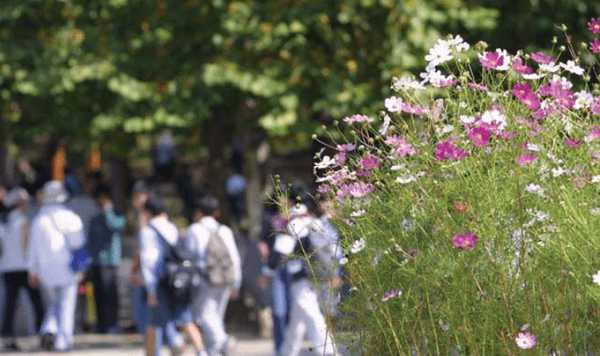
[139,195,208,356]
[0,188,45,351]
[263,185,337,356]
[27,180,85,352]
[187,196,242,356]
[87,183,126,334]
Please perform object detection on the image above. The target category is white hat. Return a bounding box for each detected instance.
[42,180,69,205]
[4,187,29,208]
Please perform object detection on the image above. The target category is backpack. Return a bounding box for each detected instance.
[150,225,203,306]
[205,225,236,287]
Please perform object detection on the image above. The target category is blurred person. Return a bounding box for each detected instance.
[188,196,242,356]
[257,187,293,354]
[87,183,126,334]
[27,181,85,352]
[0,188,45,351]
[140,196,208,356]
[263,184,337,356]
[0,184,7,220]
[128,181,186,354]
[65,176,100,237]
[153,129,177,184]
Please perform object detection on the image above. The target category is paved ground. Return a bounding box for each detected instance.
[0,332,350,356]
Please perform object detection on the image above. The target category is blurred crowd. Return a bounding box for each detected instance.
[0,134,346,356]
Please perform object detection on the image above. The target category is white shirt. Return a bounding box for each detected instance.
[187,216,242,289]
[0,210,29,273]
[27,204,85,286]
[139,215,179,294]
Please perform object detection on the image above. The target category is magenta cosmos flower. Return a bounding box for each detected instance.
[435,140,469,160]
[530,52,554,64]
[512,58,533,74]
[467,127,491,147]
[520,92,541,111]
[512,83,531,99]
[591,38,600,54]
[515,332,536,349]
[478,51,504,70]
[358,154,381,170]
[516,152,537,166]
[589,18,600,34]
[452,232,478,249]
[381,289,400,302]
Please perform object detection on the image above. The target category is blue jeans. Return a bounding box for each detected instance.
[271,268,292,352]
[132,286,184,351]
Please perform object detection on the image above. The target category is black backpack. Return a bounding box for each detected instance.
[150,225,203,306]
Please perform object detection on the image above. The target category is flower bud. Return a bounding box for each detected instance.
[311,134,317,140]
[559,46,566,52]
[474,41,488,51]
[560,24,567,31]
[333,120,339,126]
[552,36,557,44]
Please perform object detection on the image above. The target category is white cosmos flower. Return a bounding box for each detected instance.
[391,77,425,91]
[481,109,507,131]
[350,209,366,217]
[384,96,403,113]
[350,238,366,254]
[539,62,560,72]
[396,175,416,184]
[527,143,541,151]
[591,175,600,183]
[574,90,593,110]
[379,115,391,135]
[525,183,545,197]
[559,60,584,75]
[522,73,547,80]
[552,167,566,177]
[314,156,337,170]
[459,115,475,125]
[593,270,600,286]
[424,40,453,67]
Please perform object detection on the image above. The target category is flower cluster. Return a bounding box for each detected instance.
[314,20,600,354]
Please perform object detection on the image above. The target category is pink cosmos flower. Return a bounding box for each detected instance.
[512,58,533,74]
[394,144,417,157]
[587,126,600,141]
[478,51,504,70]
[381,289,400,302]
[343,114,374,124]
[358,154,381,170]
[337,143,356,151]
[385,134,407,147]
[467,127,491,147]
[317,184,331,194]
[501,131,517,140]
[591,98,600,115]
[468,82,490,92]
[515,332,537,349]
[348,182,374,198]
[564,138,583,147]
[537,84,552,97]
[530,52,554,64]
[520,92,541,111]
[516,152,537,166]
[591,38,600,54]
[452,232,478,249]
[512,83,531,99]
[401,102,426,115]
[515,116,533,126]
[589,18,600,33]
[435,140,469,160]
[334,152,347,166]
[356,170,372,178]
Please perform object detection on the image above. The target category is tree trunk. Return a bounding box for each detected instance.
[205,108,227,219]
[0,139,15,187]
[110,156,129,211]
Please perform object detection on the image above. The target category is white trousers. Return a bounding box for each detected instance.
[40,282,78,351]
[279,279,336,356]
[194,282,232,355]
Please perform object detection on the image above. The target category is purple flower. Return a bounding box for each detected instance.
[401,219,413,231]
[565,138,583,147]
[467,127,491,147]
[337,143,356,152]
[530,52,554,64]
[358,154,381,170]
[435,140,469,160]
[478,51,504,70]
[516,153,536,166]
[468,82,490,92]
[512,58,533,74]
[348,182,374,198]
[452,232,478,249]
[381,289,400,302]
[343,114,374,124]
[515,332,537,349]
